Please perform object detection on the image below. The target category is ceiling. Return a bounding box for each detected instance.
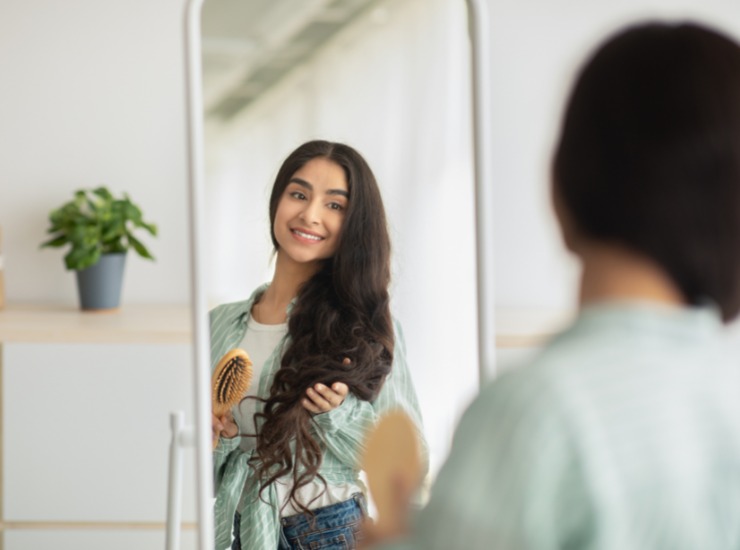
[201,0,383,121]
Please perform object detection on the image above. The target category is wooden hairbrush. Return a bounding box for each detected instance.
[212,347,253,420]
[361,410,423,538]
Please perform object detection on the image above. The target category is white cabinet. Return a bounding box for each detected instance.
[6,530,198,550]
[0,305,198,550]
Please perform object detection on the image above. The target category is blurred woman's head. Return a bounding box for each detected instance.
[553,22,740,321]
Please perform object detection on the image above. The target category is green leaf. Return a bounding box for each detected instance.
[124,202,142,223]
[127,234,155,260]
[40,234,69,248]
[105,241,127,254]
[92,186,113,201]
[82,225,101,248]
[64,245,100,271]
[135,221,158,236]
[49,207,66,225]
[101,220,124,243]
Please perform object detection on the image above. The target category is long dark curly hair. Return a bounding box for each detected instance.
[250,140,394,513]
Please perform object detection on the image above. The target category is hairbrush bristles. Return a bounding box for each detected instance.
[212,348,253,418]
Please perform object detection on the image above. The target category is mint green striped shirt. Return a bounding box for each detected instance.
[210,284,427,549]
[385,302,740,550]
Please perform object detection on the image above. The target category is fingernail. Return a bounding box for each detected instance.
[316,384,325,391]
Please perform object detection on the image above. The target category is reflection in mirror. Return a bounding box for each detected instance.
[200,0,479,495]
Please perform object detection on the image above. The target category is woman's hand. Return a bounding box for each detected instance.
[302,357,351,414]
[211,411,239,446]
[303,381,349,414]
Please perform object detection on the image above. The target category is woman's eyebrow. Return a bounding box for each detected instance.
[289,177,349,198]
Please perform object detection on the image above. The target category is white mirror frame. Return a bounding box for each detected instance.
[181,0,494,547]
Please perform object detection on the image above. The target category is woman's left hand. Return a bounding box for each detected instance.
[303,381,349,413]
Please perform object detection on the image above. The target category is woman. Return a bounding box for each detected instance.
[368,21,740,549]
[210,140,426,549]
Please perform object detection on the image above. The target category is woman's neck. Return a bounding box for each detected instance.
[253,251,320,324]
[577,242,685,308]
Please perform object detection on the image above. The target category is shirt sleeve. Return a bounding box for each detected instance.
[312,318,429,474]
[378,368,592,550]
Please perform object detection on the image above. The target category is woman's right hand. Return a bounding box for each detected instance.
[212,411,239,446]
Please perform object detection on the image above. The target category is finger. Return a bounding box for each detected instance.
[331,382,349,397]
[212,415,225,432]
[302,398,323,414]
[306,387,332,411]
[342,357,352,366]
[218,413,238,438]
[313,383,344,408]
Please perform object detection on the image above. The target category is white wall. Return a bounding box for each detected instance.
[0,0,190,305]
[0,1,196,549]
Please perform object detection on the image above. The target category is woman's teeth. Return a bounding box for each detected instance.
[293,229,322,241]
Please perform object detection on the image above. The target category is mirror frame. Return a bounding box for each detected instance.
[181,1,494,546]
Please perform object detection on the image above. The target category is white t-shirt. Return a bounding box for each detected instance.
[232,316,286,451]
[233,315,364,517]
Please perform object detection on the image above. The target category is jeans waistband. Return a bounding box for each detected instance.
[278,491,367,549]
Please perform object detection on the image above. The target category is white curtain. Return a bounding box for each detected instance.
[203,0,477,478]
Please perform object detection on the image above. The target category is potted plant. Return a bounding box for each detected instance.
[40,186,157,311]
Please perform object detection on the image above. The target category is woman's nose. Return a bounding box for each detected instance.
[300,200,320,225]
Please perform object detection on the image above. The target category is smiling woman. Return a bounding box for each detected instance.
[207,140,427,549]
[273,157,349,264]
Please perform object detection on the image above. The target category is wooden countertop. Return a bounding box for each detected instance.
[0,303,192,344]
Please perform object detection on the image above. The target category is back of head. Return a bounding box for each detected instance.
[553,21,740,321]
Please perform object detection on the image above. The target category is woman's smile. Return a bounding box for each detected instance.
[291,228,325,243]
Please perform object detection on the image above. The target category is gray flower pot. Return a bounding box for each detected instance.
[75,252,127,311]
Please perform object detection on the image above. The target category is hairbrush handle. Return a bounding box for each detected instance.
[361,410,423,538]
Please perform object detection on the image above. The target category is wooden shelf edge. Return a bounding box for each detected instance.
[0,304,192,344]
[0,520,197,531]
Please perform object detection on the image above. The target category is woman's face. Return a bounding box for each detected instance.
[273,156,349,266]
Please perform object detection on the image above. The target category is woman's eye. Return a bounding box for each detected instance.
[290,191,306,200]
[328,202,344,211]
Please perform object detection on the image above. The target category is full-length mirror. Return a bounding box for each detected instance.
[200,0,480,485]
[190,0,482,547]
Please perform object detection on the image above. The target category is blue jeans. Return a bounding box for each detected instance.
[232,493,367,550]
